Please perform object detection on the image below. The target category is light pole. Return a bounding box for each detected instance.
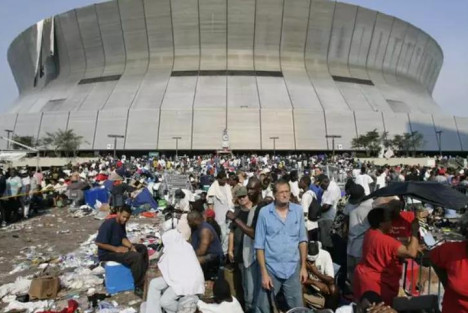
[325,135,342,160]
[269,136,279,157]
[4,129,13,150]
[172,136,182,160]
[436,130,443,157]
[107,134,124,159]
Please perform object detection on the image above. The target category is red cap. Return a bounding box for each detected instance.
[116,161,123,168]
[205,209,216,219]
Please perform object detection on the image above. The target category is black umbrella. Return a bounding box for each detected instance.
[363,181,468,210]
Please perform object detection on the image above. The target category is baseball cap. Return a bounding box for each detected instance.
[205,209,216,219]
[235,186,248,198]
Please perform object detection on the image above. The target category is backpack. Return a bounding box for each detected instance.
[307,196,321,222]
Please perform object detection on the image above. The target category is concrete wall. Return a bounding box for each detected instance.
[4,0,453,151]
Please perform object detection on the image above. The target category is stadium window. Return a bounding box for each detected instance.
[171,70,283,77]
[78,75,121,85]
[332,75,374,86]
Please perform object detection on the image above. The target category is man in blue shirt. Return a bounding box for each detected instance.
[309,175,324,204]
[95,206,148,290]
[254,179,308,312]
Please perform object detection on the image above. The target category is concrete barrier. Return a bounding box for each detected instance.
[9,157,100,168]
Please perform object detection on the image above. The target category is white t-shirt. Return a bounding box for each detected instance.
[6,176,22,196]
[355,174,373,195]
[352,169,361,178]
[335,305,354,313]
[320,180,341,221]
[262,188,274,200]
[289,181,300,199]
[197,297,244,313]
[375,173,386,190]
[301,190,318,231]
[310,249,334,278]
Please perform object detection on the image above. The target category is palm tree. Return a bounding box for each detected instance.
[11,135,37,150]
[41,129,84,157]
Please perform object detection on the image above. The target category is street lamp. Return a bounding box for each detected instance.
[325,135,342,160]
[269,136,279,157]
[4,129,13,150]
[172,136,182,160]
[436,130,443,157]
[107,134,124,159]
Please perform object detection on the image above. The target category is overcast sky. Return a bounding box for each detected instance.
[0,0,466,116]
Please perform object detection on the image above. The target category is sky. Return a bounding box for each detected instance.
[0,0,467,116]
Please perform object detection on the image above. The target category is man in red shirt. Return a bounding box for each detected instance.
[430,214,468,313]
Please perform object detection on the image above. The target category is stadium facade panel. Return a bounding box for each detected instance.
[4,0,461,151]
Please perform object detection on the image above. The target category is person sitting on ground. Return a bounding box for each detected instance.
[143,229,205,313]
[353,207,420,305]
[303,241,338,310]
[187,210,224,280]
[335,291,397,313]
[95,206,148,292]
[197,277,244,313]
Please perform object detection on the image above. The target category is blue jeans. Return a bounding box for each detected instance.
[254,263,303,313]
[239,261,259,313]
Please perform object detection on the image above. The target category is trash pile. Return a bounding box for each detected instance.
[0,217,162,313]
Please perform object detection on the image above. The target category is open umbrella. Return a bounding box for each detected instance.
[363,181,468,210]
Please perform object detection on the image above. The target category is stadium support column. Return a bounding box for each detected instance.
[436,130,443,157]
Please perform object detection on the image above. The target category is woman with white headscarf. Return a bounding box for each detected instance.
[143,229,205,313]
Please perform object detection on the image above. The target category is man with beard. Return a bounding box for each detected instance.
[95,206,149,292]
[188,210,224,280]
[225,177,273,312]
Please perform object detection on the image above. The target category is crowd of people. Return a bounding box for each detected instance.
[1,152,468,313]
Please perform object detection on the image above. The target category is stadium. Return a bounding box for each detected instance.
[2,0,467,153]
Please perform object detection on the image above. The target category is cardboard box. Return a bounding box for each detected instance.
[29,276,60,300]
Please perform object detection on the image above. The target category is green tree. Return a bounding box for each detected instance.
[391,131,425,156]
[11,135,37,150]
[351,129,381,156]
[409,131,425,152]
[41,129,84,157]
